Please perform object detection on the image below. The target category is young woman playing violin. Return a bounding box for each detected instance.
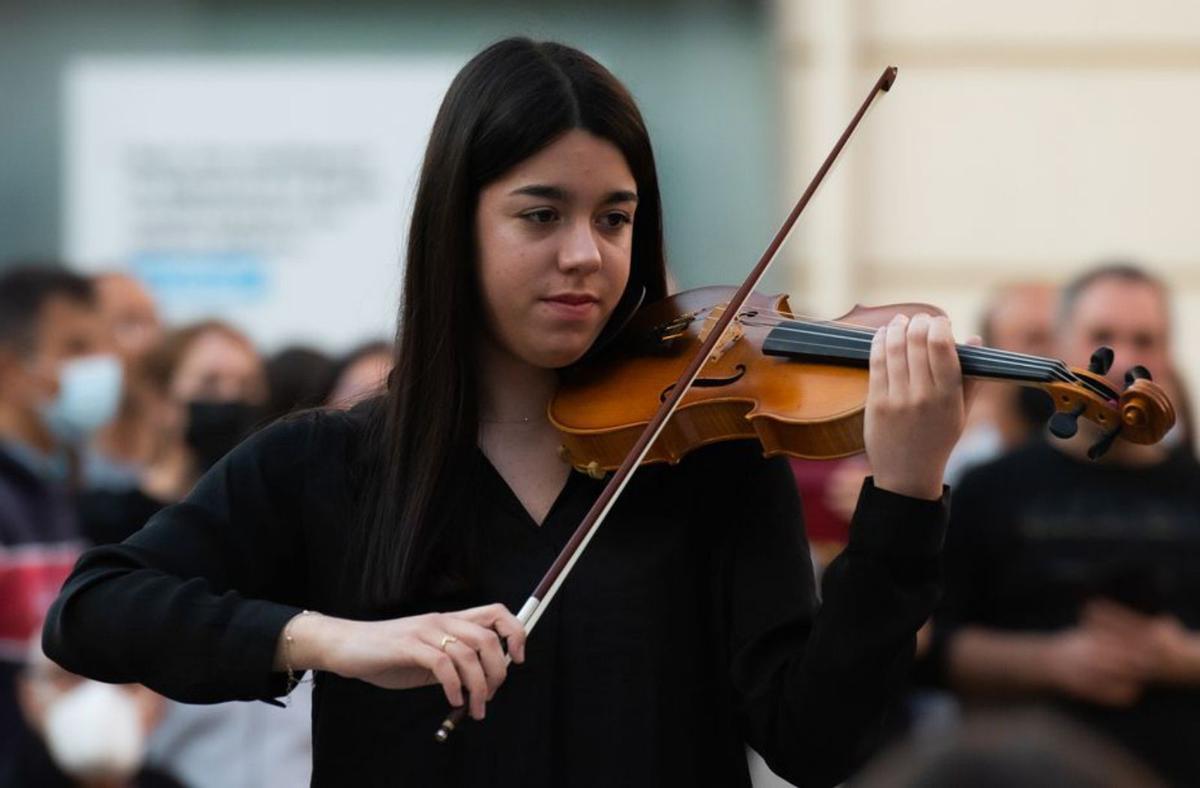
[45,39,975,787]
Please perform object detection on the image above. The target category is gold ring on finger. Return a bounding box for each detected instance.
[439,635,458,651]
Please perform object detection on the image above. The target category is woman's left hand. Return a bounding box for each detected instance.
[864,313,979,500]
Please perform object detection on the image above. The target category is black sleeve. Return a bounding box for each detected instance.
[42,413,327,704]
[719,453,946,788]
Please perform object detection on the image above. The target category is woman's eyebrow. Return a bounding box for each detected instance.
[603,190,638,205]
[510,184,567,200]
[508,184,638,204]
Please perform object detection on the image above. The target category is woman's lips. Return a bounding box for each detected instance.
[541,294,600,320]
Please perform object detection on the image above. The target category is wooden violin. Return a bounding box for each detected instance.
[550,286,1175,474]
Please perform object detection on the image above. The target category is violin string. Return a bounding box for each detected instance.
[701,304,1117,399]
[705,304,1067,375]
[766,323,1068,380]
[769,321,1118,400]
[757,335,1060,382]
[700,304,1119,400]
[764,322,1119,403]
[763,322,1119,396]
[704,305,1066,373]
[738,317,1071,381]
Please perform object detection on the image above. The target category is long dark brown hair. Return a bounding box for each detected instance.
[350,38,669,611]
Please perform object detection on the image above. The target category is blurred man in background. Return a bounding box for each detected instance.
[92,273,162,363]
[942,281,1058,485]
[87,272,164,492]
[932,263,1200,787]
[0,265,121,765]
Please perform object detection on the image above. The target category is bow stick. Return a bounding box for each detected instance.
[435,65,899,743]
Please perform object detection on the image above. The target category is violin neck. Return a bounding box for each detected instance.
[761,319,1063,384]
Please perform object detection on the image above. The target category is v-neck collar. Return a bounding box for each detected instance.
[474,448,592,531]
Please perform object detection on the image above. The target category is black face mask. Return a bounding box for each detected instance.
[185,401,264,473]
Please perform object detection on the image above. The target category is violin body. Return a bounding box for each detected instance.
[551,286,944,472]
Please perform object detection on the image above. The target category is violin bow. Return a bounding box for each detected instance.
[435,65,899,742]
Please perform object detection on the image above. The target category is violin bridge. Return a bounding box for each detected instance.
[705,322,744,364]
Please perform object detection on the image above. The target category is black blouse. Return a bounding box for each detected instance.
[44,405,946,787]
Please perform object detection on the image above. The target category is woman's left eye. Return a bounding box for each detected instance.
[598,212,631,229]
[523,208,558,224]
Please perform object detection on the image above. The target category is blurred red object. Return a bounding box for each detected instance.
[789,456,870,569]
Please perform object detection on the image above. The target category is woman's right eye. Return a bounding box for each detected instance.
[522,208,558,224]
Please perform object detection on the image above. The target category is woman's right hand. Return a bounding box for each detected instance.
[283,603,527,720]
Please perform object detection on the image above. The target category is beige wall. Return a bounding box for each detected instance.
[771,0,1200,417]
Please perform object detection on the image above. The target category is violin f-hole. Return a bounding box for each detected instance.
[659,364,747,402]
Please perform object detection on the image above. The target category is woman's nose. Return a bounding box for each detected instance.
[558,220,603,275]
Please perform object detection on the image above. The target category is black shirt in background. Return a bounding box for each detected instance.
[935,438,1200,787]
[44,405,947,788]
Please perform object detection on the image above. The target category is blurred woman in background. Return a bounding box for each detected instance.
[78,320,268,544]
[325,340,392,410]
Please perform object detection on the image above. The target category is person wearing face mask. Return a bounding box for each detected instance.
[76,320,268,545]
[0,265,122,767]
[3,635,183,788]
[140,320,269,498]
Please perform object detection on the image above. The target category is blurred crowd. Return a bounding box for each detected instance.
[1,258,1198,787]
[796,263,1199,788]
[0,263,391,787]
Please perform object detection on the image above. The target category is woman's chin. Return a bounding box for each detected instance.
[524,337,597,370]
[538,348,588,369]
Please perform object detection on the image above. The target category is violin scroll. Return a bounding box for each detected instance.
[1041,347,1175,459]
[1117,376,1175,445]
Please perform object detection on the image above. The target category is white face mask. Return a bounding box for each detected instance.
[43,680,145,780]
[38,354,123,445]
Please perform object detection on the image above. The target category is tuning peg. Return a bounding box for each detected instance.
[1088,346,1114,376]
[1048,402,1086,439]
[1088,426,1123,460]
[1124,365,1152,387]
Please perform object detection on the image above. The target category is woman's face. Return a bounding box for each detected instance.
[475,129,637,369]
[170,330,266,404]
